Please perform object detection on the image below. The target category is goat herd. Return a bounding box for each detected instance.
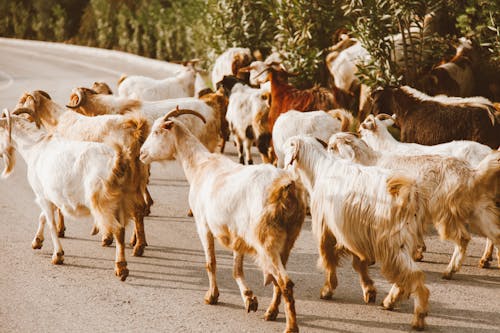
[1,43,499,333]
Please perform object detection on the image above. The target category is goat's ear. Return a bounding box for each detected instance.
[261,92,271,107]
[284,141,300,167]
[162,121,174,130]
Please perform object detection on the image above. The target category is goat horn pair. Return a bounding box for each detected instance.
[163,106,206,124]
[1,108,12,145]
[12,107,42,128]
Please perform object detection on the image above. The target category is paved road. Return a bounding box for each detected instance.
[0,39,499,333]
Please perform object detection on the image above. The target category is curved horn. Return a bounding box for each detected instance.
[375,113,393,121]
[2,108,11,145]
[163,106,206,124]
[12,107,41,128]
[66,88,86,108]
[34,90,51,100]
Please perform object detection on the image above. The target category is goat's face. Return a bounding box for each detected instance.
[140,118,176,164]
[328,132,362,161]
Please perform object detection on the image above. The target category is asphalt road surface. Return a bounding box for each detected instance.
[0,39,499,333]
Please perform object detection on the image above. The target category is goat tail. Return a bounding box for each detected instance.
[386,174,425,250]
[117,74,128,87]
[122,112,150,148]
[328,108,355,132]
[1,145,15,179]
[91,145,132,234]
[473,151,500,191]
[257,173,307,285]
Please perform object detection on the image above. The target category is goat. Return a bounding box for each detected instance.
[326,35,371,115]
[272,109,353,168]
[67,87,222,154]
[118,63,197,101]
[366,85,500,149]
[140,108,307,333]
[211,47,252,88]
[420,38,476,97]
[17,90,150,256]
[224,82,272,164]
[0,109,133,281]
[260,63,339,133]
[283,135,429,330]
[360,114,493,167]
[198,88,230,153]
[328,132,500,278]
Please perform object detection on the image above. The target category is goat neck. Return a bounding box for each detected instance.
[172,120,213,183]
[288,139,330,194]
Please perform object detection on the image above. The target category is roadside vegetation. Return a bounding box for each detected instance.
[0,0,498,90]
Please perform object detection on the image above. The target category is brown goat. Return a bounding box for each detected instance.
[264,63,339,133]
[367,86,500,149]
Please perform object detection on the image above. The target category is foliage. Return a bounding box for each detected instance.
[271,0,349,87]
[0,0,498,92]
[343,0,451,88]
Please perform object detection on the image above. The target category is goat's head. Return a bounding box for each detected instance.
[140,106,206,164]
[0,109,15,178]
[16,90,51,111]
[327,132,366,162]
[92,82,113,95]
[12,107,42,129]
[359,113,394,132]
[239,61,269,86]
[67,87,98,110]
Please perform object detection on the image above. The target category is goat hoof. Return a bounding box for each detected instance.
[187,209,193,217]
[364,288,377,304]
[91,225,99,236]
[264,309,279,321]
[51,252,64,265]
[320,286,334,300]
[102,235,113,247]
[245,296,258,313]
[381,300,395,311]
[57,227,66,238]
[478,258,490,268]
[115,262,129,281]
[411,312,427,331]
[204,289,219,305]
[441,271,453,280]
[132,244,146,257]
[129,234,137,247]
[413,253,424,262]
[284,326,299,333]
[32,237,43,250]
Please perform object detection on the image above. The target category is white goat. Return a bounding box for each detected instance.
[225,83,271,164]
[140,108,307,333]
[283,135,429,330]
[328,132,500,278]
[118,65,196,100]
[272,109,353,168]
[67,88,222,154]
[360,114,493,167]
[17,90,150,256]
[211,47,252,88]
[0,109,132,280]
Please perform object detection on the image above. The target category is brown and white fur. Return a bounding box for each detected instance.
[140,109,307,333]
[329,132,500,278]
